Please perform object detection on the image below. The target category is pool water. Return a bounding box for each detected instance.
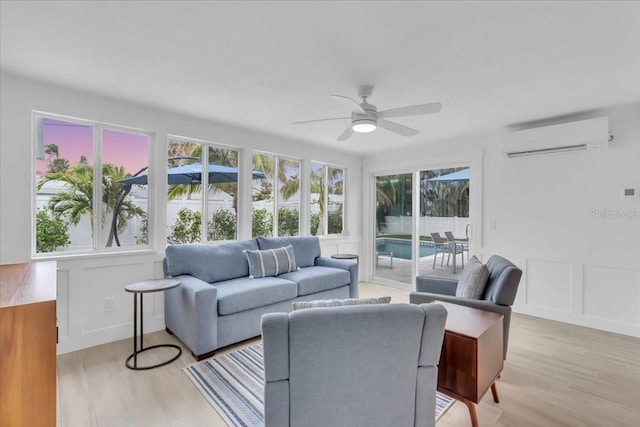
[376,238,435,260]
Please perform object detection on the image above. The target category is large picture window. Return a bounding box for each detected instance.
[310,162,344,236]
[252,153,301,237]
[34,113,150,254]
[166,138,241,243]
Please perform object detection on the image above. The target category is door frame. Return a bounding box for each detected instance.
[363,151,484,289]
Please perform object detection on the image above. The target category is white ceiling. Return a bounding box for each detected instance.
[1,1,639,155]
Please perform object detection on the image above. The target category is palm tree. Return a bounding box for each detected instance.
[166,144,241,209]
[44,144,59,163]
[37,164,94,229]
[310,165,344,236]
[47,158,70,173]
[102,164,145,246]
[37,163,145,246]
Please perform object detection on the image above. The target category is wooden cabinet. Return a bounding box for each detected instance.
[436,302,504,427]
[0,262,57,427]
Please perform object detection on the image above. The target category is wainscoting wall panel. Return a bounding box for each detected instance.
[583,264,640,326]
[80,261,152,334]
[525,259,572,313]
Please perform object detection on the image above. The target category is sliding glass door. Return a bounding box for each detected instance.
[374,173,413,285]
[418,167,470,277]
[371,165,471,287]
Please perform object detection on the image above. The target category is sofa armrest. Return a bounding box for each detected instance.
[164,274,219,357]
[415,276,457,295]
[314,256,359,298]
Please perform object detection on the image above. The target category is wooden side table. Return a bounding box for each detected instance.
[436,302,504,427]
[125,278,182,370]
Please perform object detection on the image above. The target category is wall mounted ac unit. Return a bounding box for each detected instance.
[502,116,610,158]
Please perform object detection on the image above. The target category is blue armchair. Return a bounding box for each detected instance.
[410,255,522,359]
[261,303,448,427]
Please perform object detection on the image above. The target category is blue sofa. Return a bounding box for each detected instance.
[163,236,359,360]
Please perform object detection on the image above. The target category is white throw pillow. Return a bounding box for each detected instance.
[455,256,490,299]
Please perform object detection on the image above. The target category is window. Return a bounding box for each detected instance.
[166,137,239,243]
[310,162,344,236]
[34,113,150,254]
[252,153,301,237]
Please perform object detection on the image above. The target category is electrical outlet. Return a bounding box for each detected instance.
[104,297,116,313]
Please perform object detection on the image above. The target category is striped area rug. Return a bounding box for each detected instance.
[184,344,454,427]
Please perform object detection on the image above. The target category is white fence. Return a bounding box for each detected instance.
[382,216,469,238]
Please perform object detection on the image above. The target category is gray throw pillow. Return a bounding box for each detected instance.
[455,256,490,299]
[245,245,298,278]
[292,296,392,311]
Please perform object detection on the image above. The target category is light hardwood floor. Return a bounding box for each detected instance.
[57,282,640,427]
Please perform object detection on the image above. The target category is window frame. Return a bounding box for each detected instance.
[310,161,346,237]
[166,135,242,244]
[252,151,303,238]
[32,111,153,257]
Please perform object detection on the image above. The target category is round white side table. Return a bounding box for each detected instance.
[125,278,182,370]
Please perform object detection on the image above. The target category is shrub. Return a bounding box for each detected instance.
[278,208,299,236]
[208,210,236,240]
[328,209,343,234]
[36,208,70,253]
[169,208,201,243]
[252,208,273,237]
[310,212,320,236]
[135,214,148,245]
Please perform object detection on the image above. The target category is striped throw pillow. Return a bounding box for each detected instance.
[245,245,299,278]
[292,296,392,311]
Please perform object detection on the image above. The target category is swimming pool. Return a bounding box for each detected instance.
[376,238,435,260]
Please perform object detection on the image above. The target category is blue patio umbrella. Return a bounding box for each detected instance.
[425,168,469,182]
[109,164,266,247]
[119,163,266,185]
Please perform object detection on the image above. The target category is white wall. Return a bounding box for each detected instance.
[364,104,640,337]
[0,71,362,354]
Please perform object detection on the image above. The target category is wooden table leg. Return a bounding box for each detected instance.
[462,399,479,427]
[491,382,500,403]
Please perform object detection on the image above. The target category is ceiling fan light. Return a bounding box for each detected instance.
[352,118,377,133]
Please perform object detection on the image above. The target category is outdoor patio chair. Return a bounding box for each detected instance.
[376,251,394,269]
[445,231,468,264]
[429,233,450,268]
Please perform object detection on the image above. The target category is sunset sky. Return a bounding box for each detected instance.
[36,118,149,175]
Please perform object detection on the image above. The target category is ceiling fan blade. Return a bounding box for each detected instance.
[377,102,442,119]
[378,119,420,137]
[337,126,354,141]
[291,117,350,125]
[331,95,366,114]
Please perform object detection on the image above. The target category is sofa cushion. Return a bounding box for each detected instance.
[245,245,299,278]
[215,277,298,315]
[279,266,350,296]
[292,296,391,310]
[455,256,490,299]
[256,236,321,268]
[165,240,258,283]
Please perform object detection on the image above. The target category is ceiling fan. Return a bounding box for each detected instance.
[292,85,442,141]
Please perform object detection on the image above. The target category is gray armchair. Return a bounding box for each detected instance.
[410,255,522,359]
[261,303,448,427]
